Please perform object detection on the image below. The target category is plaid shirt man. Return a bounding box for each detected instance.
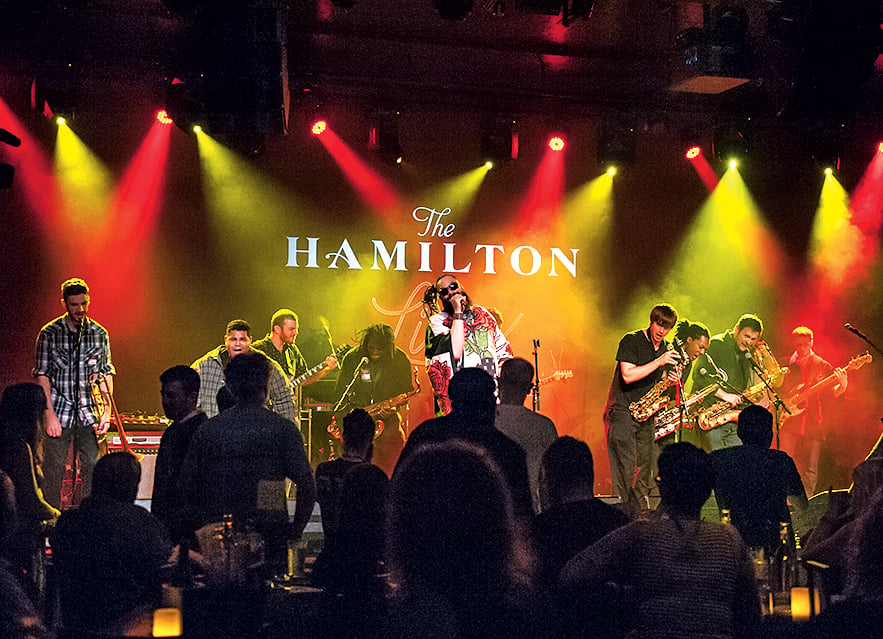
[34,316,115,429]
[191,346,298,423]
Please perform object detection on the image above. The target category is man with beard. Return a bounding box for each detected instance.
[34,277,115,509]
[691,313,765,451]
[424,274,512,415]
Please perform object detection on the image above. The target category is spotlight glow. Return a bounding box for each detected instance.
[548,136,566,152]
[156,110,173,125]
[728,159,738,170]
[878,141,883,154]
[485,161,494,169]
[56,117,66,127]
[685,145,701,160]
[311,120,327,136]
[824,167,833,176]
[606,166,617,176]
[192,125,202,134]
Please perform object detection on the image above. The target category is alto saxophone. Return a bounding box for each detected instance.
[328,367,421,439]
[696,379,769,431]
[629,340,687,422]
[653,383,720,440]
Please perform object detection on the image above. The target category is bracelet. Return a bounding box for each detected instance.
[453,313,464,320]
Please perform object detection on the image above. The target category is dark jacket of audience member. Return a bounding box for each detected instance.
[387,440,556,639]
[531,436,630,588]
[562,443,761,639]
[394,368,532,520]
[0,384,60,575]
[710,405,807,552]
[151,365,207,541]
[51,452,172,635]
[178,352,316,573]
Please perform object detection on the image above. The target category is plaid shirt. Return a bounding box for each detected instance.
[34,315,115,430]
[191,346,298,424]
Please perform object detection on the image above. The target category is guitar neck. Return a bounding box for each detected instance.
[291,361,327,387]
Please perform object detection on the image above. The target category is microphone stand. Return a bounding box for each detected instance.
[333,357,368,412]
[749,358,791,451]
[846,325,883,357]
[531,339,541,412]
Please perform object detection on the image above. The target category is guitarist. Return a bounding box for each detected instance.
[252,309,338,384]
[333,324,414,476]
[780,326,847,496]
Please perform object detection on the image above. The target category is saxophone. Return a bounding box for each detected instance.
[629,340,687,422]
[696,379,769,431]
[653,383,720,440]
[328,368,421,440]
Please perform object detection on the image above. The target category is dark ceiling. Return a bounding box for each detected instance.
[2,0,882,139]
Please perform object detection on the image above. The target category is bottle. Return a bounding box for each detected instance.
[773,521,792,593]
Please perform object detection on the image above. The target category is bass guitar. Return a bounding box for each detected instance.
[779,352,871,422]
[538,370,573,386]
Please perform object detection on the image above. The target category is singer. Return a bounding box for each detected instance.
[332,324,414,475]
[424,274,513,415]
[34,278,115,509]
[692,313,764,452]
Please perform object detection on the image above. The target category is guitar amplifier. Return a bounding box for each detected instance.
[106,432,164,455]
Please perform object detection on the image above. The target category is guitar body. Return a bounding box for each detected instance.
[778,353,871,424]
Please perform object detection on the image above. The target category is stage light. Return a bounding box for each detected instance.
[548,136,566,152]
[598,123,636,170]
[824,167,833,176]
[165,75,207,135]
[311,119,327,136]
[156,110,173,125]
[484,161,494,169]
[713,123,749,164]
[369,110,404,165]
[0,127,19,190]
[435,0,473,20]
[878,141,883,154]
[728,159,738,170]
[193,125,202,133]
[606,166,617,176]
[685,145,702,160]
[481,116,518,164]
[31,62,79,122]
[56,117,66,127]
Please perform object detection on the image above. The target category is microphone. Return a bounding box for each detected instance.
[352,356,369,379]
[845,323,869,340]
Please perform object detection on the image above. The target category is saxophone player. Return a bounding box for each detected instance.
[333,324,414,476]
[691,314,764,452]
[603,303,680,509]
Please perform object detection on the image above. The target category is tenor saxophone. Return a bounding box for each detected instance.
[629,340,686,422]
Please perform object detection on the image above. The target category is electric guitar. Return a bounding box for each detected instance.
[779,352,871,422]
[538,370,574,386]
[289,344,352,388]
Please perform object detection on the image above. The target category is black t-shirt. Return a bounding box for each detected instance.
[710,445,806,550]
[531,498,631,587]
[605,329,668,413]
